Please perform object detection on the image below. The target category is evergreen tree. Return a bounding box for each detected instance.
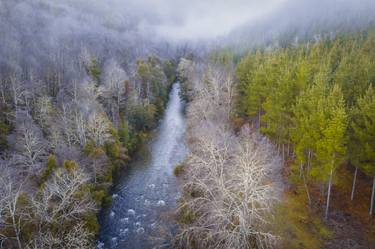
[350,86,375,214]
[313,85,347,219]
[291,77,327,205]
[237,51,268,125]
[236,29,375,218]
[262,61,296,152]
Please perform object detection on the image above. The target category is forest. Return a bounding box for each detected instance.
[175,27,375,249]
[1,0,375,249]
[235,28,375,248]
[0,1,177,248]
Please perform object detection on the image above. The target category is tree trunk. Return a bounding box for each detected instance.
[10,203,22,249]
[0,82,5,104]
[307,150,312,170]
[351,167,358,201]
[370,177,375,215]
[93,161,97,184]
[302,171,311,206]
[325,169,333,220]
[13,222,22,249]
[258,110,261,130]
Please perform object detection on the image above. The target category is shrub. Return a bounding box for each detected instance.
[92,190,106,204]
[174,163,185,176]
[39,155,58,185]
[63,160,79,171]
[128,103,157,131]
[0,120,10,150]
[83,212,100,234]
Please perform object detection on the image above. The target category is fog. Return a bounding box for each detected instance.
[1,0,373,45]
[125,0,375,42]
[0,0,374,80]
[136,0,286,41]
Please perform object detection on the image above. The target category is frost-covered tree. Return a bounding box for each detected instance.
[176,63,282,249]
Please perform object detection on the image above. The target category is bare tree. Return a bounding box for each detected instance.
[27,222,93,249]
[33,96,53,129]
[87,147,108,183]
[0,170,30,249]
[56,103,77,148]
[15,117,47,174]
[99,59,128,128]
[86,112,112,146]
[175,62,282,249]
[73,109,87,147]
[10,76,24,112]
[177,125,281,249]
[32,167,96,225]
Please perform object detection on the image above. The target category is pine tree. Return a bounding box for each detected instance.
[238,52,268,125]
[350,86,375,214]
[292,77,327,205]
[335,53,371,106]
[312,84,348,219]
[262,60,297,154]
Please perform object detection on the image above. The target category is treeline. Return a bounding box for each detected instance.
[236,27,375,222]
[0,52,175,248]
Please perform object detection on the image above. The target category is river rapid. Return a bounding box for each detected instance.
[98,83,188,249]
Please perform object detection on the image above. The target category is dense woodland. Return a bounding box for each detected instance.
[236,27,375,213]
[0,2,177,248]
[0,53,175,248]
[235,28,375,248]
[174,27,375,249]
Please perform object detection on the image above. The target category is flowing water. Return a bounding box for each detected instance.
[98,83,188,249]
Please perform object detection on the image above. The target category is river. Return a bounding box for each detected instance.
[98,83,188,249]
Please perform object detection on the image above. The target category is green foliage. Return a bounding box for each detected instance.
[349,85,375,176]
[63,160,79,171]
[103,127,121,161]
[334,52,372,106]
[292,71,328,169]
[177,201,196,225]
[236,28,374,239]
[173,163,185,176]
[312,85,348,182]
[261,55,300,144]
[92,190,107,204]
[210,49,235,65]
[237,29,373,178]
[0,103,11,151]
[128,103,157,131]
[87,58,101,84]
[83,212,100,234]
[83,140,95,156]
[236,51,268,123]
[163,59,177,85]
[274,193,333,249]
[39,154,58,185]
[137,57,167,101]
[104,141,120,160]
[0,120,10,150]
[97,171,113,184]
[102,195,113,208]
[118,118,139,153]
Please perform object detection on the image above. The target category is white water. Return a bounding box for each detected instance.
[98,83,188,249]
